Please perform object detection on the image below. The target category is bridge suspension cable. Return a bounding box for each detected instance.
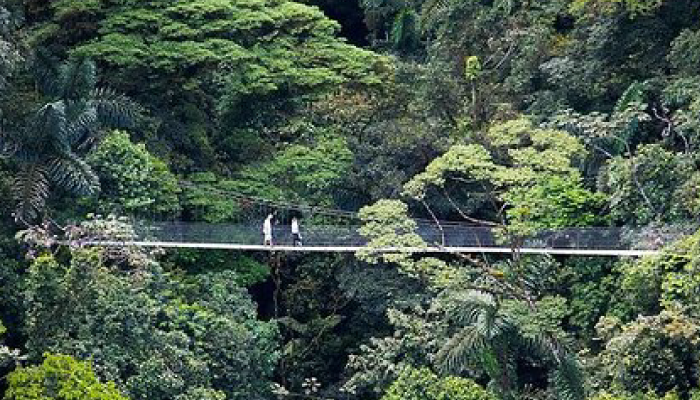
[178,181,483,227]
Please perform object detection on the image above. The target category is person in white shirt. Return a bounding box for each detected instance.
[291,217,302,246]
[263,214,274,245]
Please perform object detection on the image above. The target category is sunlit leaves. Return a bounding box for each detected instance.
[402,117,596,235]
[357,199,426,266]
[381,366,497,400]
[5,354,127,400]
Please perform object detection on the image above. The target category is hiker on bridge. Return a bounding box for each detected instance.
[291,216,302,246]
[263,214,274,246]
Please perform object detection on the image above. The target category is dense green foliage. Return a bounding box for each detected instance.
[381,367,496,400]
[3,0,700,399]
[5,354,127,400]
[7,57,139,224]
[23,249,278,399]
[87,130,180,216]
[28,0,391,170]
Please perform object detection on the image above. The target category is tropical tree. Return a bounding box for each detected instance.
[592,311,700,397]
[401,117,604,237]
[20,221,279,400]
[6,56,139,224]
[352,200,586,399]
[381,366,497,400]
[436,290,584,400]
[28,0,392,170]
[5,353,127,400]
[86,130,180,217]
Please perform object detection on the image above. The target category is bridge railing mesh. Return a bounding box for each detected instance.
[130,221,696,250]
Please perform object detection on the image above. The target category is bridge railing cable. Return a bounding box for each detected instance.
[177,181,485,227]
[129,221,684,251]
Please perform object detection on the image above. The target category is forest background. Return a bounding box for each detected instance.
[3,0,700,399]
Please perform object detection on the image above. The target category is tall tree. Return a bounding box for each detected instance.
[30,0,391,170]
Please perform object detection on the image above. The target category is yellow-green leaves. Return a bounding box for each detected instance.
[464,56,481,81]
[484,118,584,172]
[404,118,584,201]
[5,354,127,400]
[403,144,495,200]
[381,366,496,400]
[402,117,594,235]
[358,200,425,267]
[357,200,465,286]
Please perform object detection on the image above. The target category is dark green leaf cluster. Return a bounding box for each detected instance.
[22,250,279,399]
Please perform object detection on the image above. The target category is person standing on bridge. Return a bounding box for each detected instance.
[291,216,302,246]
[263,214,274,246]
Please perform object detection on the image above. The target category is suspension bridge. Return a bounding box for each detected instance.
[69,183,696,257]
[77,219,686,257]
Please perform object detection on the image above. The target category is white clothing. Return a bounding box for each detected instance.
[263,216,273,245]
[263,217,272,236]
[291,219,300,234]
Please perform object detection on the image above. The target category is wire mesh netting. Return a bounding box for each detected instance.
[130,221,696,250]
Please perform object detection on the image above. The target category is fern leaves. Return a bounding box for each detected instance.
[90,88,142,129]
[438,325,487,374]
[58,57,97,100]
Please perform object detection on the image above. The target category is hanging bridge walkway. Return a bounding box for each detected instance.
[70,183,696,257]
[78,220,689,257]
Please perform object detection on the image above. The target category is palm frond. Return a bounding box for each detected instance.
[48,153,100,196]
[0,129,16,158]
[391,8,420,50]
[33,49,62,97]
[518,334,551,362]
[486,348,519,400]
[58,57,97,100]
[437,325,487,374]
[14,161,50,224]
[437,291,515,374]
[11,56,141,223]
[420,0,452,30]
[452,290,498,325]
[30,102,70,153]
[89,87,142,128]
[550,353,586,400]
[66,105,99,148]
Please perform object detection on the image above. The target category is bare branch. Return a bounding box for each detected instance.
[441,187,500,227]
